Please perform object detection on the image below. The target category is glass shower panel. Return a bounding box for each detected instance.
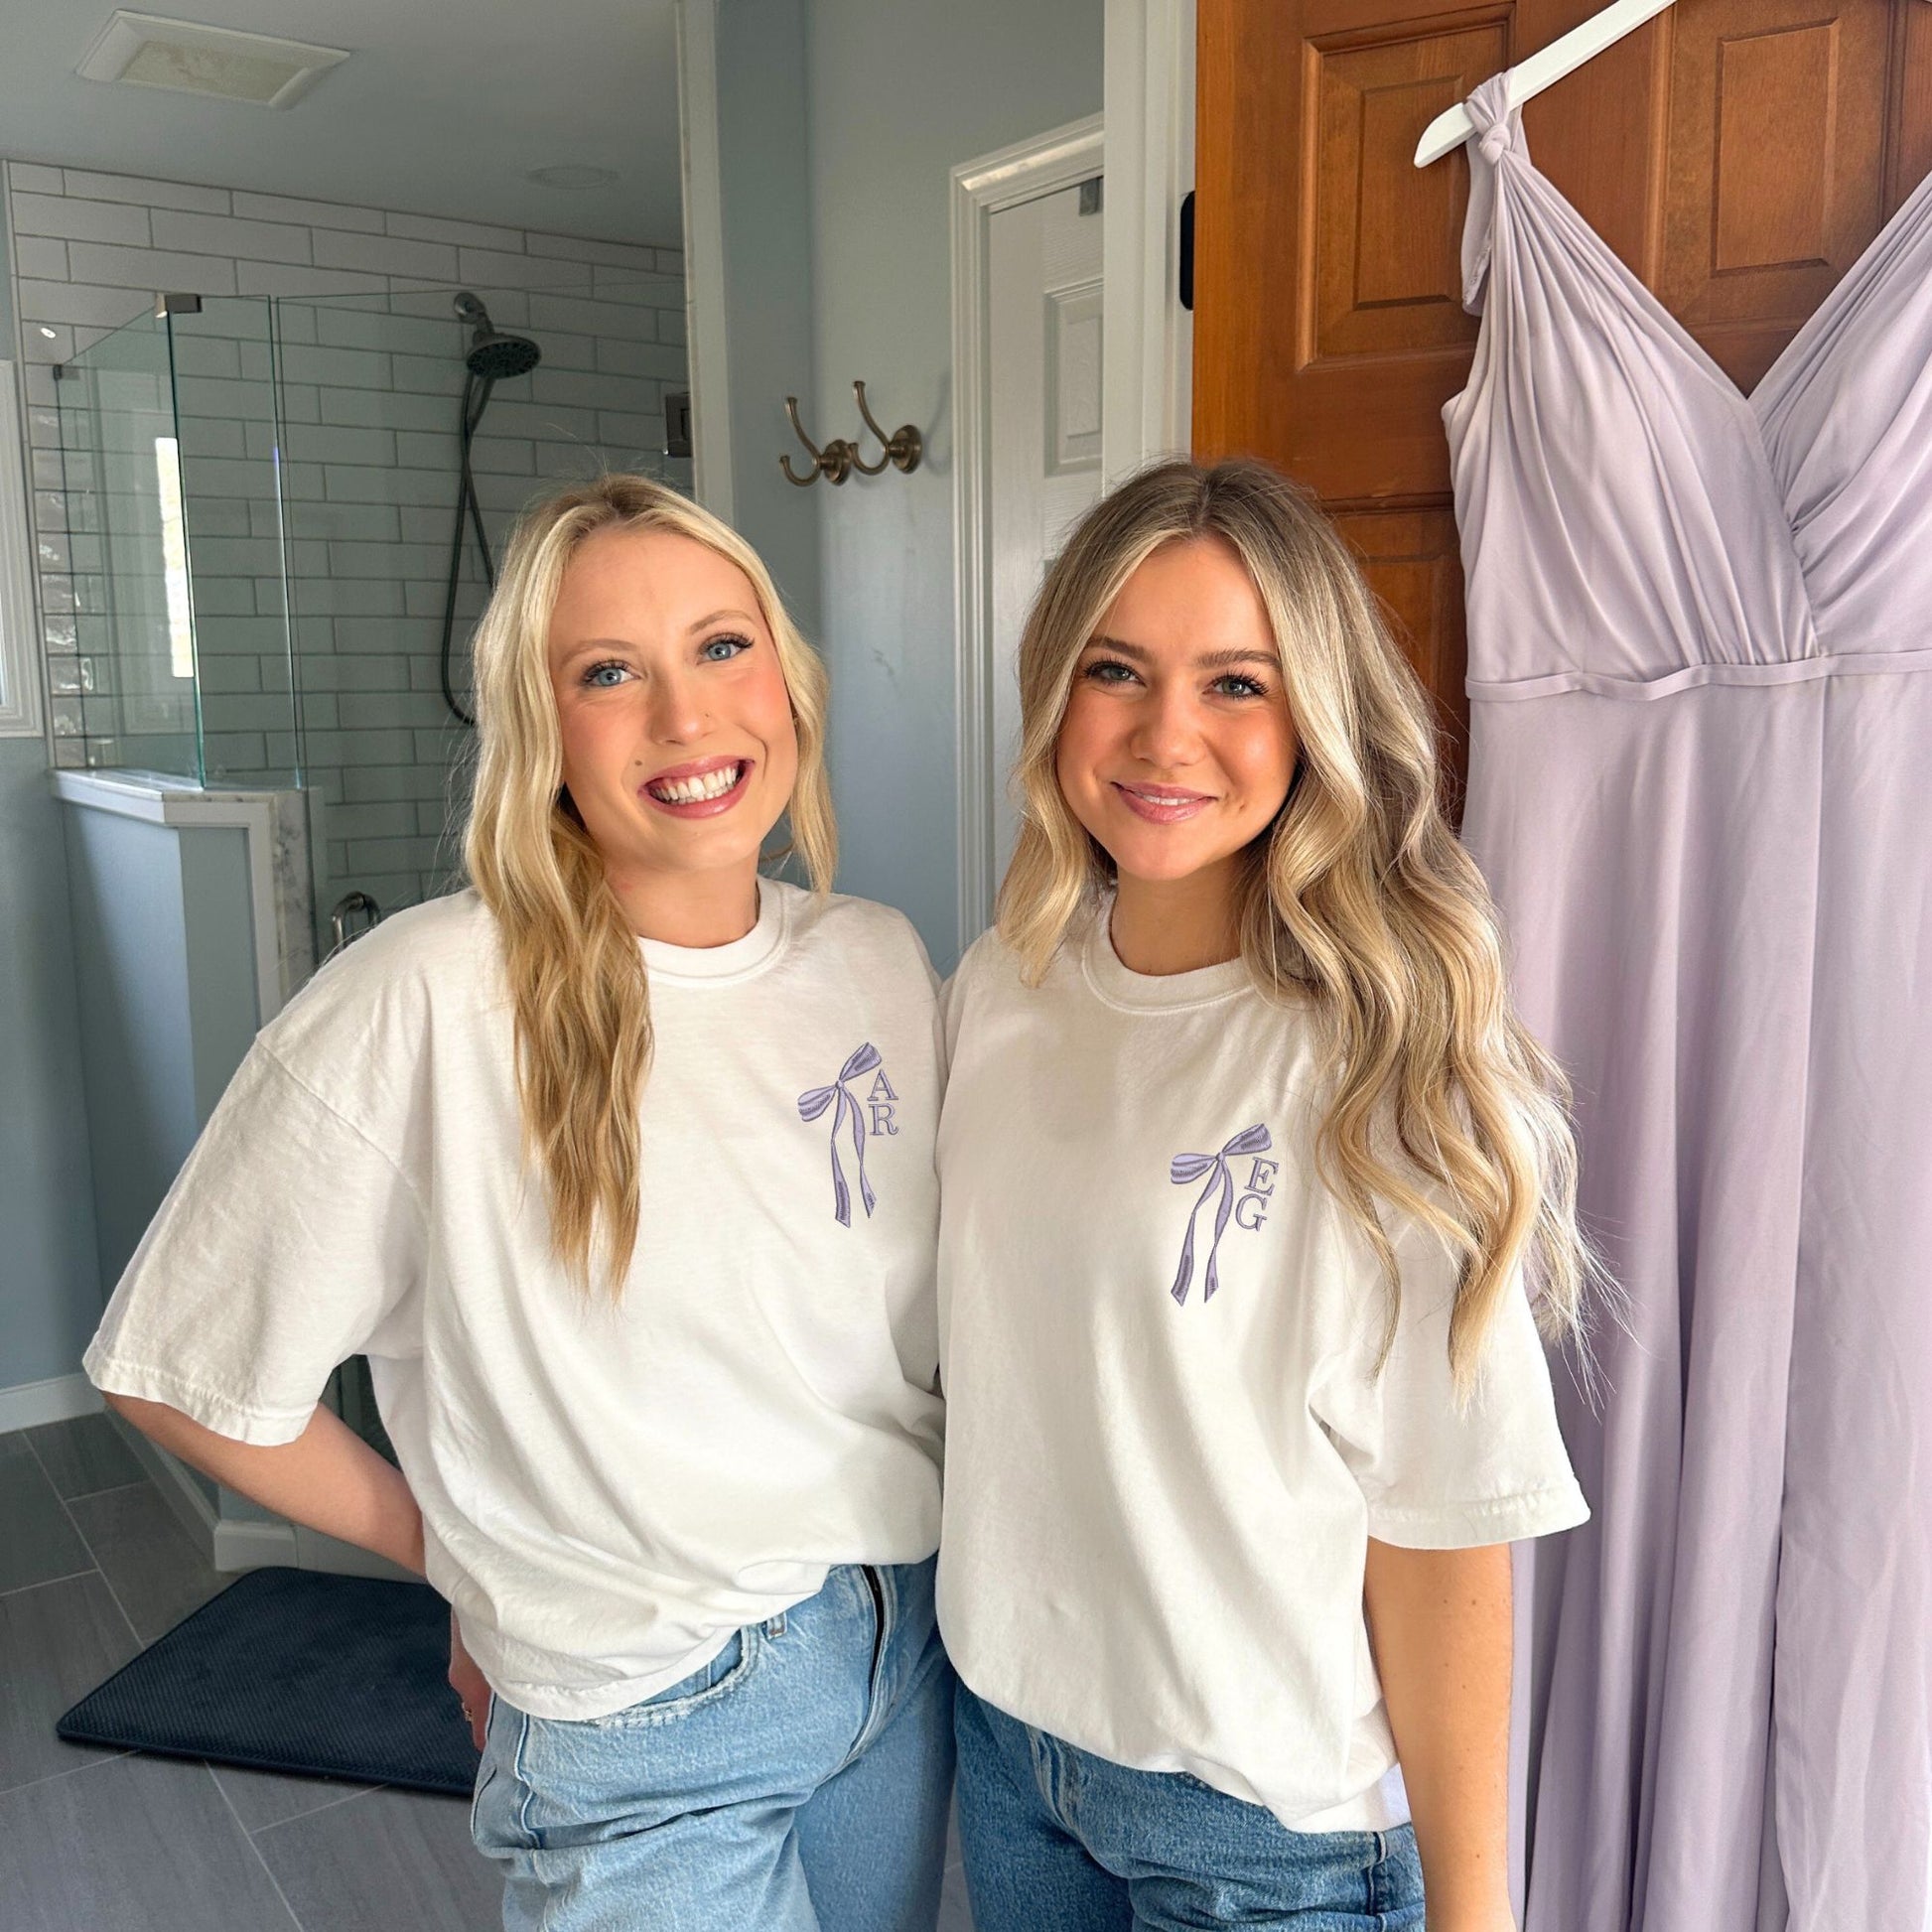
[164,297,299,787]
[55,296,298,785]
[58,308,200,779]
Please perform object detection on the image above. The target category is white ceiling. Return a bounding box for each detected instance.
[1,1,683,245]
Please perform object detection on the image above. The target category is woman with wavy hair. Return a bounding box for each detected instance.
[936,457,1591,1932]
[87,475,954,1932]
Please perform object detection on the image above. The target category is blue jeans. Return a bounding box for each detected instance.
[471,1560,954,1931]
[954,1687,1424,1931]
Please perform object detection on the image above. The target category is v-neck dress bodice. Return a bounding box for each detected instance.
[1447,74,1932,1932]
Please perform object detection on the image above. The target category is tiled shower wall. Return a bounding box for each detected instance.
[6,159,689,934]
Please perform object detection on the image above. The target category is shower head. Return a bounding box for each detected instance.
[452,291,541,381]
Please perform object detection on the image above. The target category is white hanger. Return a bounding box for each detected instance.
[1414,0,1676,167]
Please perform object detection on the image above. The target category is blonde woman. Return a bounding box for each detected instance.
[87,476,954,1932]
[936,459,1591,1931]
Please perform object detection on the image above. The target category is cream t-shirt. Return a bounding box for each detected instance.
[86,881,945,1721]
[934,907,1588,1831]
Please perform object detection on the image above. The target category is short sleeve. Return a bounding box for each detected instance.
[84,1041,427,1446]
[1310,1209,1589,1550]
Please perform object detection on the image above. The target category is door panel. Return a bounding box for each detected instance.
[1195,0,1932,781]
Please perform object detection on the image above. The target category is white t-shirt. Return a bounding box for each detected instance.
[934,906,1588,1831]
[86,881,945,1721]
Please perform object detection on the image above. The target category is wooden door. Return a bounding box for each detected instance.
[1193,0,1932,785]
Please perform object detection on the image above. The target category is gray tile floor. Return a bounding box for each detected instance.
[2,1415,975,1930]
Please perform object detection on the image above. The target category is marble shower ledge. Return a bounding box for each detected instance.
[50,768,316,1017]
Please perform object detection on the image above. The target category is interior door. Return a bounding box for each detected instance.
[1192,0,1932,786]
[988,179,1107,882]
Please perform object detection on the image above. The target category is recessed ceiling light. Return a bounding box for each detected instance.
[76,11,348,109]
[527,165,620,191]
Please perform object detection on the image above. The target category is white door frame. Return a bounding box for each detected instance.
[675,0,734,522]
[1103,0,1195,482]
[949,114,1106,952]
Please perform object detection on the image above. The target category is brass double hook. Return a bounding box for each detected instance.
[780,380,923,486]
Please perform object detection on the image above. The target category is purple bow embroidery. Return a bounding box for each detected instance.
[797,1043,882,1226]
[1169,1123,1273,1305]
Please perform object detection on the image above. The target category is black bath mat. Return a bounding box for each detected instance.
[57,1566,482,1796]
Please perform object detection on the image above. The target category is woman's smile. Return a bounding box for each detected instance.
[639,755,755,817]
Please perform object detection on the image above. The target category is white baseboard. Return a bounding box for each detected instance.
[0,1372,104,1434]
[212,1517,298,1573]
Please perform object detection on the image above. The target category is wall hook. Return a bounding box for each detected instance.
[849,380,922,475]
[780,396,857,486]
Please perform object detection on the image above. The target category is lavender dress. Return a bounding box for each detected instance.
[1448,75,1932,1932]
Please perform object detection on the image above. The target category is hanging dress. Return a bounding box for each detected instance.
[1448,74,1932,1932]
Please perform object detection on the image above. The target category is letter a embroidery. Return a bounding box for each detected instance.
[798,1044,885,1226]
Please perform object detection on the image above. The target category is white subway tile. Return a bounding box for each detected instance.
[233,189,383,232]
[277,344,394,390]
[11,192,149,245]
[15,280,151,330]
[171,333,242,377]
[467,436,536,477]
[479,397,598,442]
[322,465,452,506]
[65,241,238,295]
[525,290,659,339]
[8,162,66,195]
[312,229,459,280]
[281,424,399,466]
[591,266,684,309]
[236,261,387,299]
[62,169,230,213]
[153,208,313,266]
[524,231,658,271]
[321,386,453,432]
[455,246,592,293]
[386,209,523,251]
[529,328,597,371]
[652,248,684,276]
[598,339,686,383]
[314,305,459,358]
[534,365,666,414]
[12,234,68,280]
[389,353,466,397]
[284,502,404,542]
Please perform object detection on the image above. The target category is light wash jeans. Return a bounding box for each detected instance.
[954,1686,1424,1932]
[471,1560,954,1931]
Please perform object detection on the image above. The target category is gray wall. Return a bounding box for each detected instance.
[0,738,102,1387]
[805,0,1104,966]
[713,0,821,642]
[710,0,1103,967]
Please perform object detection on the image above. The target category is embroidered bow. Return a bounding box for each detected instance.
[797,1043,882,1226]
[1169,1123,1272,1305]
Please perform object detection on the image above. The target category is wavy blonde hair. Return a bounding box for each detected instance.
[999,458,1590,1393]
[464,474,835,1293]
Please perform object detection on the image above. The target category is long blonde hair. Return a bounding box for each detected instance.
[464,475,836,1292]
[999,458,1589,1392]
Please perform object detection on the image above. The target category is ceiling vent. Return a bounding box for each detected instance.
[76,11,349,109]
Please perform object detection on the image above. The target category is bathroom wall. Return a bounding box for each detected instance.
[7,161,689,928]
[711,1,1104,968]
[0,198,101,1410]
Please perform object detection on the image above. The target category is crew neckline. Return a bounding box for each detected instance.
[1079,898,1251,1012]
[638,879,788,984]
